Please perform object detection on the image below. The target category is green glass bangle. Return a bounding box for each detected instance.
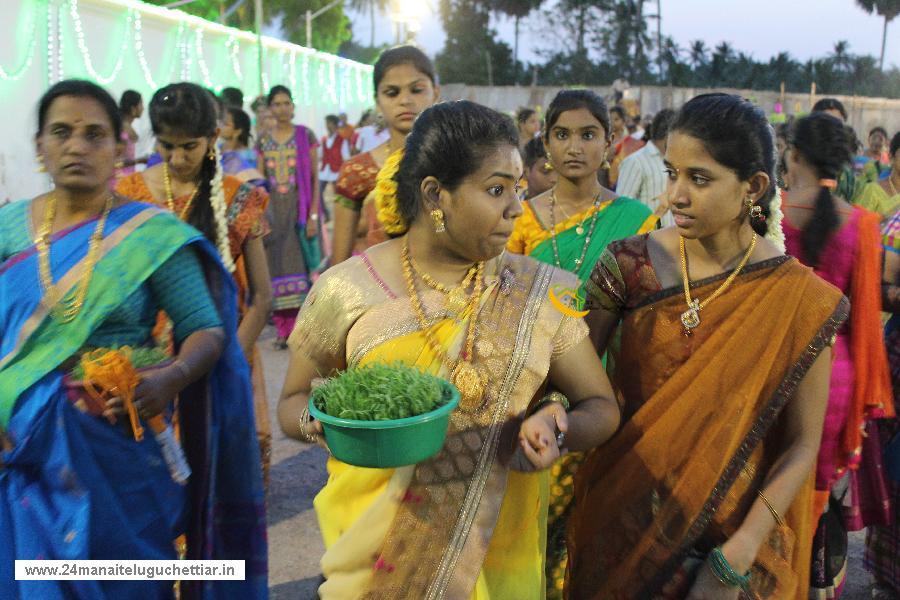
[529,391,570,416]
[707,547,751,590]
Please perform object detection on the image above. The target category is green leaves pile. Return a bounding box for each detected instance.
[312,363,451,421]
[69,346,170,381]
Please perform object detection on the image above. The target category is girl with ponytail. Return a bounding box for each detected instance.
[116,82,275,484]
[782,112,894,598]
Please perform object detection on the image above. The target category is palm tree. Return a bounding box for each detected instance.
[855,0,900,71]
[491,0,543,81]
[831,40,852,73]
[709,41,735,86]
[348,0,390,46]
[688,40,707,69]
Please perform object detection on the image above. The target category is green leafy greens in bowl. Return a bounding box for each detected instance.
[312,363,451,421]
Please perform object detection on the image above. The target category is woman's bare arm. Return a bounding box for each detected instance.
[236,235,272,358]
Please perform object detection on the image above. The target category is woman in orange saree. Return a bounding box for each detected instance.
[116,83,273,484]
[566,94,845,599]
[329,46,439,265]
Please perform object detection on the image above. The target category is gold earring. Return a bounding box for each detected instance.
[430,209,446,233]
[601,159,611,170]
[544,152,554,172]
[208,147,216,161]
[36,156,45,173]
[750,205,764,220]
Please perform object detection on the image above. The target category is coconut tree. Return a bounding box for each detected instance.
[348,0,390,46]
[491,0,543,81]
[855,0,900,71]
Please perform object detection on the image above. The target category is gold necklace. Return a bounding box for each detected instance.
[549,189,603,270]
[162,163,199,220]
[35,193,114,323]
[408,256,478,317]
[401,238,486,412]
[679,233,758,336]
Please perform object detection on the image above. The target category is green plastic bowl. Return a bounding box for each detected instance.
[309,381,460,468]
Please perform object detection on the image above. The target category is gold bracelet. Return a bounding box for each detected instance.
[757,489,785,527]
[529,391,570,417]
[298,406,320,444]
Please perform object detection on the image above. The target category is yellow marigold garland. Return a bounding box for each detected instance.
[375,149,408,235]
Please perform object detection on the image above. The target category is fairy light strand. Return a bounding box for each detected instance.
[0,1,37,81]
[31,1,375,117]
[195,27,213,88]
[69,0,133,85]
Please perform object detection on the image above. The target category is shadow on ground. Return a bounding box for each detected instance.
[267,445,329,528]
[270,576,322,600]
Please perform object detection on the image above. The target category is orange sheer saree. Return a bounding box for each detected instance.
[566,235,848,599]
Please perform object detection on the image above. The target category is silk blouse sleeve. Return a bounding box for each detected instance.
[149,246,223,342]
[584,247,628,314]
[288,263,369,367]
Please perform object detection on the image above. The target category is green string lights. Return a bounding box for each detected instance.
[69,0,133,85]
[0,2,37,81]
[3,0,374,113]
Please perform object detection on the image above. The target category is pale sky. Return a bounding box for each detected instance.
[347,0,899,69]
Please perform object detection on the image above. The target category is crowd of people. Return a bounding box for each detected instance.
[1,42,900,600]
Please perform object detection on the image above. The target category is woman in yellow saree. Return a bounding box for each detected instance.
[279,101,622,599]
[566,94,846,599]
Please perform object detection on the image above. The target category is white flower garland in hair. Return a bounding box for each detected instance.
[766,186,786,253]
[210,145,235,272]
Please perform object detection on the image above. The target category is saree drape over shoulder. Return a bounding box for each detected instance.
[566,235,848,600]
[0,201,266,599]
[289,252,588,599]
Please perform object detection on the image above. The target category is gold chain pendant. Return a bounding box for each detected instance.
[452,362,486,412]
[680,299,700,336]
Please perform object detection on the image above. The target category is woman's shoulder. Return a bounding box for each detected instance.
[607,231,653,260]
[611,194,650,211]
[115,171,151,198]
[0,200,32,259]
[511,198,543,236]
[289,256,386,356]
[860,180,890,198]
[0,198,29,220]
[311,255,391,307]
[501,250,579,290]
[337,151,379,183]
[780,255,845,297]
[856,181,891,213]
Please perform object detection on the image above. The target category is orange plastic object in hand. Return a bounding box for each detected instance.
[80,348,144,441]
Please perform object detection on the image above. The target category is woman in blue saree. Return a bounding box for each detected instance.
[0,80,267,599]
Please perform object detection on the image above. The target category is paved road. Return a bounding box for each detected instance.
[258,325,877,599]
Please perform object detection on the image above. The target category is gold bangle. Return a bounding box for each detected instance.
[757,489,785,527]
[298,406,320,444]
[529,391,570,417]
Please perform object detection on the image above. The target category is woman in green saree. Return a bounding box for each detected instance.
[506,89,657,597]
